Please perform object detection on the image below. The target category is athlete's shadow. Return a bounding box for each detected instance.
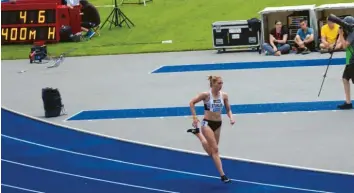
[193,182,238,193]
[194,181,269,193]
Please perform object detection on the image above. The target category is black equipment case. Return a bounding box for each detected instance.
[212,19,261,53]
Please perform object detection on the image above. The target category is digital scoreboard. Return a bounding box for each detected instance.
[2,26,57,42]
[1,3,60,44]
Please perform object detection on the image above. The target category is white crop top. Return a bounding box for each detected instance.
[203,90,224,113]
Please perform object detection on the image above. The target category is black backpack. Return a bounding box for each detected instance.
[42,87,66,118]
[59,25,81,42]
[247,17,261,33]
[247,17,262,54]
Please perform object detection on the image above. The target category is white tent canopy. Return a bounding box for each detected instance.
[315,3,354,31]
[315,3,354,11]
[259,5,316,14]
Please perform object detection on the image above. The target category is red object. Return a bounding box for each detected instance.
[34,41,45,46]
[7,0,61,4]
[56,5,81,34]
[68,6,82,34]
[56,6,71,27]
[1,0,81,45]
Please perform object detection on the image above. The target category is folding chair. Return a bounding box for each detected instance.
[92,25,101,36]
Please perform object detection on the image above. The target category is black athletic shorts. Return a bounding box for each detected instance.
[342,65,354,83]
[294,41,316,51]
[202,119,222,132]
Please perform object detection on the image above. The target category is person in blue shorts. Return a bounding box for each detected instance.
[294,19,315,54]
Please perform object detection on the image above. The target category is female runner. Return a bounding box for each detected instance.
[187,75,235,183]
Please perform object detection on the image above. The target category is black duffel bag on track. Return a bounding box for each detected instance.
[42,87,66,118]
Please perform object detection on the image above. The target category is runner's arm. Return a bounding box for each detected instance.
[223,92,234,120]
[189,92,207,120]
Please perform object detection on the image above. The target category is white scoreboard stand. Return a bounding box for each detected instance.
[258,5,319,51]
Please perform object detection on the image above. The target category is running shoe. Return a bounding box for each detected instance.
[187,128,200,134]
[221,175,231,183]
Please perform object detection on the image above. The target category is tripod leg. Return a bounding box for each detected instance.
[101,1,134,30]
[100,9,115,30]
[118,9,135,28]
[117,9,127,28]
[114,8,120,27]
[100,10,114,29]
[318,63,330,97]
[318,34,339,97]
[123,11,135,26]
[109,9,115,30]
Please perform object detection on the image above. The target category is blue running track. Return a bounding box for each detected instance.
[2,108,354,193]
[66,100,353,121]
[151,58,346,73]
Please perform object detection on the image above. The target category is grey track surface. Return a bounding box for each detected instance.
[2,50,354,173]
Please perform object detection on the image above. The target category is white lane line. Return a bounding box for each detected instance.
[1,184,46,193]
[4,106,353,177]
[2,134,334,193]
[2,159,179,193]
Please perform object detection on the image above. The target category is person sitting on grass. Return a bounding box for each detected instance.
[80,0,100,39]
[294,19,315,54]
[320,17,342,53]
[263,20,291,56]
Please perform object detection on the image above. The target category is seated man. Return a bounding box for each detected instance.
[294,19,315,54]
[80,0,100,38]
[263,20,291,56]
[320,18,342,52]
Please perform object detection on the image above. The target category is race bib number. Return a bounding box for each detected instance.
[201,120,208,127]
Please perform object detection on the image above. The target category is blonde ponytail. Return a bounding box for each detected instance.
[207,75,221,87]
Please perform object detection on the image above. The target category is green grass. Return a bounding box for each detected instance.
[1,0,352,59]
